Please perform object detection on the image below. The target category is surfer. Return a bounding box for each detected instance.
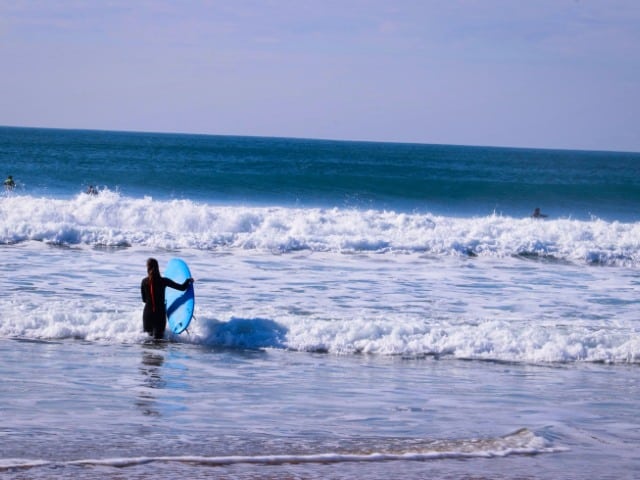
[86,185,98,195]
[4,175,16,190]
[531,207,548,219]
[141,258,193,340]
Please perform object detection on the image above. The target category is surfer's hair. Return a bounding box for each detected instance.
[147,258,160,282]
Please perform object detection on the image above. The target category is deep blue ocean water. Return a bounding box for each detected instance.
[3,126,639,220]
[1,126,639,479]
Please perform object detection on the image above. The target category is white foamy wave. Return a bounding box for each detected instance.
[1,192,639,265]
[0,298,146,343]
[285,316,640,364]
[0,428,562,473]
[189,314,640,364]
[4,298,637,364]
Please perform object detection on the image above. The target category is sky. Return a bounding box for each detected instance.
[0,0,638,152]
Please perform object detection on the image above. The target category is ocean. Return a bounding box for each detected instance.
[1,126,639,479]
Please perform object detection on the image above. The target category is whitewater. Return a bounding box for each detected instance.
[2,190,639,265]
[0,189,639,365]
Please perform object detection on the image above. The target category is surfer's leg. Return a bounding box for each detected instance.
[142,309,153,335]
[152,315,166,340]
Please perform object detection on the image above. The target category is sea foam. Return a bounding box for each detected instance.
[1,192,639,266]
[1,296,638,364]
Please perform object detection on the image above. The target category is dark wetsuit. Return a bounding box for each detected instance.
[141,275,189,339]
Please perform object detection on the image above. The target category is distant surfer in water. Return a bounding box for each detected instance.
[86,185,98,195]
[141,258,193,340]
[531,207,548,219]
[4,175,16,190]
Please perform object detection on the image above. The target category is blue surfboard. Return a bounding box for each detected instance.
[164,258,195,334]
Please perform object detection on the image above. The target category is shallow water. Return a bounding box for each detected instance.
[1,339,639,479]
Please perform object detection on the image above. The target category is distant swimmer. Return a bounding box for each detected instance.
[531,207,548,219]
[3,175,16,190]
[86,185,98,195]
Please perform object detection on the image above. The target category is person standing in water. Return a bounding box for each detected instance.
[141,258,193,340]
[4,175,16,190]
[531,207,548,218]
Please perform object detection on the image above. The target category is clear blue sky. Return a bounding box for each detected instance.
[1,0,638,152]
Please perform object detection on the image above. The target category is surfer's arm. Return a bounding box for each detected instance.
[163,277,193,291]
